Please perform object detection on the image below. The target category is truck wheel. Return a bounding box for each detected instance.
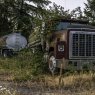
[49,52,56,74]
[3,50,8,57]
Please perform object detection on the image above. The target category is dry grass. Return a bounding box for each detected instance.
[0,72,95,95]
[6,72,94,95]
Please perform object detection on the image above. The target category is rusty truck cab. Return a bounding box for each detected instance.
[46,19,95,72]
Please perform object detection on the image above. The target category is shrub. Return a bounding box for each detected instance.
[31,49,48,75]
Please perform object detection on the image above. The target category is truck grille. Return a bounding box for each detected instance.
[69,31,95,59]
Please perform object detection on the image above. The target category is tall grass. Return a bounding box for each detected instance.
[0,49,48,81]
[0,49,95,94]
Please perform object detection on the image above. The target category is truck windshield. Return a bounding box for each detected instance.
[56,22,69,30]
[56,22,87,31]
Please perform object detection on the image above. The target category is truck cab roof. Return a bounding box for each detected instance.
[46,18,95,31]
[50,18,89,24]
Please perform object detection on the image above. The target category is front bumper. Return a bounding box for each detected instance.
[56,59,95,70]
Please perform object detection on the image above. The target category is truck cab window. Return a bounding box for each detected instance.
[56,22,70,30]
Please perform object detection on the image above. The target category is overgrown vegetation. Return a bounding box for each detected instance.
[0,50,95,95]
[0,0,95,94]
[0,49,48,81]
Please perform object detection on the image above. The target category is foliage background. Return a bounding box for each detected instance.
[0,0,95,77]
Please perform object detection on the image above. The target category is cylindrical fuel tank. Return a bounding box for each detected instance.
[6,33,27,51]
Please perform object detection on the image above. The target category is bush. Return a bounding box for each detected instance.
[31,49,48,75]
[0,48,48,81]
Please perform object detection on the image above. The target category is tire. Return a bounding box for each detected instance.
[48,52,57,74]
[3,50,8,57]
[2,50,13,57]
[8,50,13,57]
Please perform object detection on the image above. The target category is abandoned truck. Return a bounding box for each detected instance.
[29,18,95,72]
[0,33,27,57]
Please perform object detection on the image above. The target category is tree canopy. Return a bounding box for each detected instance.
[84,0,95,25]
[0,0,50,37]
[0,0,94,39]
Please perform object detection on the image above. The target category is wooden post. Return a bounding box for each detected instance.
[59,59,64,89]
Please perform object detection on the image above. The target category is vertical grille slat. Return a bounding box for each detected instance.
[79,34,85,56]
[93,35,95,56]
[86,34,92,56]
[72,34,78,56]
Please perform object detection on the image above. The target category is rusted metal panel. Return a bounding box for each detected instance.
[49,30,69,59]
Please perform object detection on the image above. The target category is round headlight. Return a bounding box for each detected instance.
[58,45,64,51]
